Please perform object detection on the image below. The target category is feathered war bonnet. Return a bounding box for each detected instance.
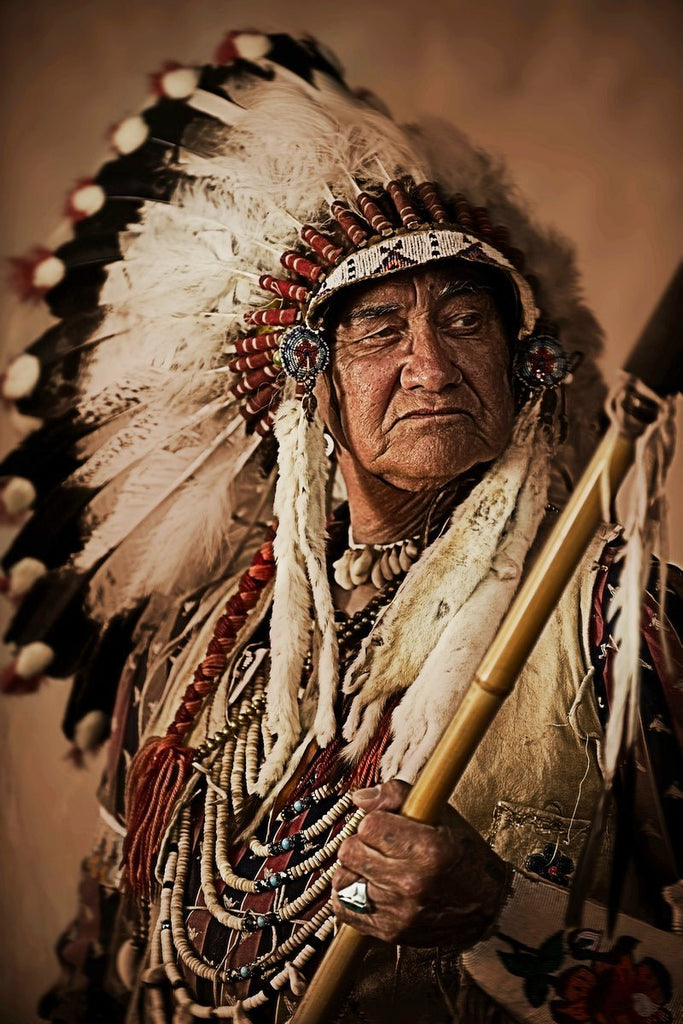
[0,32,607,887]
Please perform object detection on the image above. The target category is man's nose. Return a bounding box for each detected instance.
[400,319,463,391]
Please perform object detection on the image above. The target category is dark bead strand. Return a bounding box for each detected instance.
[334,575,403,663]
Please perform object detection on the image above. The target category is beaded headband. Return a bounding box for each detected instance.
[229,179,569,435]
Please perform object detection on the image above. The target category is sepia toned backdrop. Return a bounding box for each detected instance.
[0,1,681,1020]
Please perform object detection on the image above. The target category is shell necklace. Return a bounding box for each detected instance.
[332,528,421,590]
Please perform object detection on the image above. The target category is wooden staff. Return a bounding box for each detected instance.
[291,263,683,1024]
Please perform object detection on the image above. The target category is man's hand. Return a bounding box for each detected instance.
[332,779,510,948]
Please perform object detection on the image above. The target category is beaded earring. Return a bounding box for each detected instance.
[278,324,330,419]
[513,332,570,391]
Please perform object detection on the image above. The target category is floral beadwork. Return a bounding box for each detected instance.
[551,937,673,1023]
[498,930,673,1023]
[279,324,330,388]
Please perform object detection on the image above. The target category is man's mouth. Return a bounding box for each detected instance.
[388,407,473,432]
[397,408,468,421]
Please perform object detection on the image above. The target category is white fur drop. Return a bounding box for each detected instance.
[161,66,199,99]
[1,477,36,515]
[111,115,148,154]
[15,641,54,679]
[70,183,106,217]
[73,709,109,752]
[234,32,271,60]
[33,255,65,291]
[9,557,47,596]
[3,354,41,399]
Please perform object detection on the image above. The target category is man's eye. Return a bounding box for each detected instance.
[442,312,481,332]
[360,325,401,343]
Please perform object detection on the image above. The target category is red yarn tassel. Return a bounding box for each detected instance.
[227,350,276,373]
[300,226,344,264]
[9,246,64,301]
[254,410,276,436]
[121,532,276,897]
[357,193,394,236]
[241,385,276,417]
[473,206,494,240]
[386,181,421,230]
[122,735,196,897]
[414,182,450,225]
[231,364,280,398]
[453,193,477,232]
[330,202,370,246]
[280,250,324,283]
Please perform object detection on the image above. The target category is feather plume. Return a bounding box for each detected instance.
[83,418,262,617]
[293,405,338,747]
[71,398,229,490]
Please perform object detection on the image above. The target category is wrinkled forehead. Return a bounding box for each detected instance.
[323,259,519,334]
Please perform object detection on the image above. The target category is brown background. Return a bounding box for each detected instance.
[0,1,681,1020]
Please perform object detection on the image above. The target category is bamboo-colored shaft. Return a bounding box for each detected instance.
[292,425,635,1024]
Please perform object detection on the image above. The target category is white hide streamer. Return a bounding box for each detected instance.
[262,397,312,788]
[341,403,549,764]
[602,379,677,788]
[294,410,339,749]
[382,435,550,781]
[259,392,338,793]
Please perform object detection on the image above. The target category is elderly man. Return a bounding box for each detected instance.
[308,264,516,1012]
[323,261,515,938]
[2,30,680,1024]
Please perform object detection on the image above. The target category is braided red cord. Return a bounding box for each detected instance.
[122,528,276,896]
[169,532,275,739]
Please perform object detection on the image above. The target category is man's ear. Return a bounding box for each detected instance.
[315,371,348,453]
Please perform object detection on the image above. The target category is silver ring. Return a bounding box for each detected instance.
[336,879,372,914]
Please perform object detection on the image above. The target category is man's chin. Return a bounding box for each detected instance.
[372,457,483,493]
[376,437,495,490]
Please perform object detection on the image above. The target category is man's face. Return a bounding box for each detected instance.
[319,262,516,492]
